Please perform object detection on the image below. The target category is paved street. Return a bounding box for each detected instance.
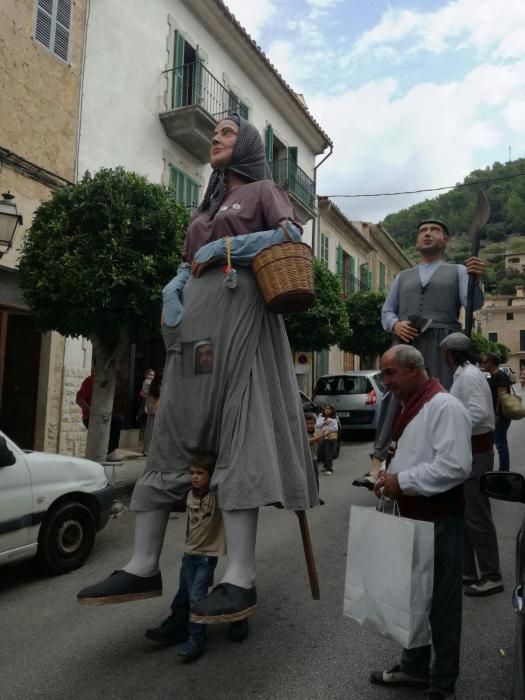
[1,424,524,700]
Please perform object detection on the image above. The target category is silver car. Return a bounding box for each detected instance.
[312,371,385,433]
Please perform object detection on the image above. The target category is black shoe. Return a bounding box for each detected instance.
[425,690,456,700]
[77,570,162,604]
[464,578,504,597]
[145,615,188,645]
[190,583,257,624]
[370,664,429,689]
[319,498,325,505]
[353,473,376,490]
[228,619,250,642]
[177,636,205,661]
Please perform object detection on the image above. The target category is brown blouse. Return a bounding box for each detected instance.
[182,180,298,262]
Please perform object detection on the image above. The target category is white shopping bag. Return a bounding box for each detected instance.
[343,505,434,649]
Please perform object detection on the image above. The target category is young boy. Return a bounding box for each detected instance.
[145,452,248,660]
[305,413,325,504]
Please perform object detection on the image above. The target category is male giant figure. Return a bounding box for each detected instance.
[370,345,472,700]
[354,219,484,489]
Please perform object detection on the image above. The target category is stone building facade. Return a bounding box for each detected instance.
[476,286,525,372]
[315,199,412,380]
[0,0,87,450]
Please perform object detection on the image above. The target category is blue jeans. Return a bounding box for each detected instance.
[171,553,217,641]
[494,416,511,471]
[401,513,464,694]
[317,440,336,470]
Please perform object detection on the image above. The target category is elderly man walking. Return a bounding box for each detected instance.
[440,333,503,597]
[370,345,472,700]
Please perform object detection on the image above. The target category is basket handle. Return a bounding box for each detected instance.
[277,221,294,242]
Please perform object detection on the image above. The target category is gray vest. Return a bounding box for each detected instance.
[397,263,461,331]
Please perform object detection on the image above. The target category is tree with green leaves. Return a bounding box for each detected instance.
[284,259,349,351]
[470,332,509,363]
[19,167,188,461]
[341,290,391,367]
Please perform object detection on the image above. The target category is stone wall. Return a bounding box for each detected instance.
[58,366,88,456]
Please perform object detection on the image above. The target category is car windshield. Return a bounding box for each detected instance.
[314,375,372,395]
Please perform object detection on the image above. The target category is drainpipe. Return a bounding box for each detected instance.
[311,144,333,393]
[74,0,91,183]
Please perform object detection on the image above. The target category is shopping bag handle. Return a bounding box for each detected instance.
[377,495,401,517]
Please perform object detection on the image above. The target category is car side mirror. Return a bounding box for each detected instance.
[480,472,525,503]
[0,436,16,468]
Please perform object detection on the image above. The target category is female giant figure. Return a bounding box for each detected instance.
[78,115,319,621]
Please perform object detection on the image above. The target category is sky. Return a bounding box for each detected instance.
[223,0,525,223]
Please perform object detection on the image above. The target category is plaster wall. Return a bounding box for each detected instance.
[0,0,86,181]
[78,0,315,242]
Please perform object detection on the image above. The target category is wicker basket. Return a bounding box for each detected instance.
[252,223,315,314]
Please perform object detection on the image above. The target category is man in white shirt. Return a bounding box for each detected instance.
[440,333,503,597]
[370,345,471,700]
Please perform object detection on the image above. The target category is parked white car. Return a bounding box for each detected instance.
[0,430,113,574]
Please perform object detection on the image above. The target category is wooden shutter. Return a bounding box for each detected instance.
[35,0,72,61]
[168,166,199,209]
[173,31,185,108]
[336,245,344,274]
[265,125,274,164]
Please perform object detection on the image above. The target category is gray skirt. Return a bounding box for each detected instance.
[131,266,318,512]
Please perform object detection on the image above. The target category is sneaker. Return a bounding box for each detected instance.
[464,578,504,597]
[190,583,257,624]
[178,636,205,661]
[352,473,376,490]
[106,450,123,462]
[228,619,250,642]
[145,615,188,645]
[77,570,162,604]
[425,690,456,700]
[325,470,333,475]
[462,575,478,586]
[370,664,429,689]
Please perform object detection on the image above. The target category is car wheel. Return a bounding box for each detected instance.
[37,501,97,574]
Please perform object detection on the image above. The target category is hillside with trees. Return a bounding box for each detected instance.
[382,158,525,295]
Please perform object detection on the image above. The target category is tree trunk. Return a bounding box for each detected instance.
[84,328,128,462]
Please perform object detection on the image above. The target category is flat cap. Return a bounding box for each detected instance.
[418,219,450,237]
[440,332,471,351]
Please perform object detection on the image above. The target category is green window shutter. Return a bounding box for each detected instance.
[168,165,200,209]
[173,31,185,108]
[320,234,328,265]
[239,102,249,120]
[349,255,356,293]
[336,245,344,274]
[368,269,372,289]
[379,262,386,290]
[265,125,274,164]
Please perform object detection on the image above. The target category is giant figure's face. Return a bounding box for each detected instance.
[416,222,447,257]
[210,119,240,169]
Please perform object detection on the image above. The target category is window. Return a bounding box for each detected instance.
[228,91,249,120]
[379,262,386,290]
[314,375,372,396]
[319,350,329,376]
[488,332,498,343]
[34,0,72,61]
[168,166,200,209]
[336,246,357,295]
[506,312,514,321]
[320,234,329,265]
[521,330,525,352]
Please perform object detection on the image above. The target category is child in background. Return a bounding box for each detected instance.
[145,452,248,660]
[305,413,325,505]
[316,404,338,475]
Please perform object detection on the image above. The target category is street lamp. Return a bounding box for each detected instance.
[0,192,23,259]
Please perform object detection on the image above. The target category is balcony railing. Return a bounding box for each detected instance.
[337,273,370,296]
[166,61,247,121]
[270,158,315,212]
